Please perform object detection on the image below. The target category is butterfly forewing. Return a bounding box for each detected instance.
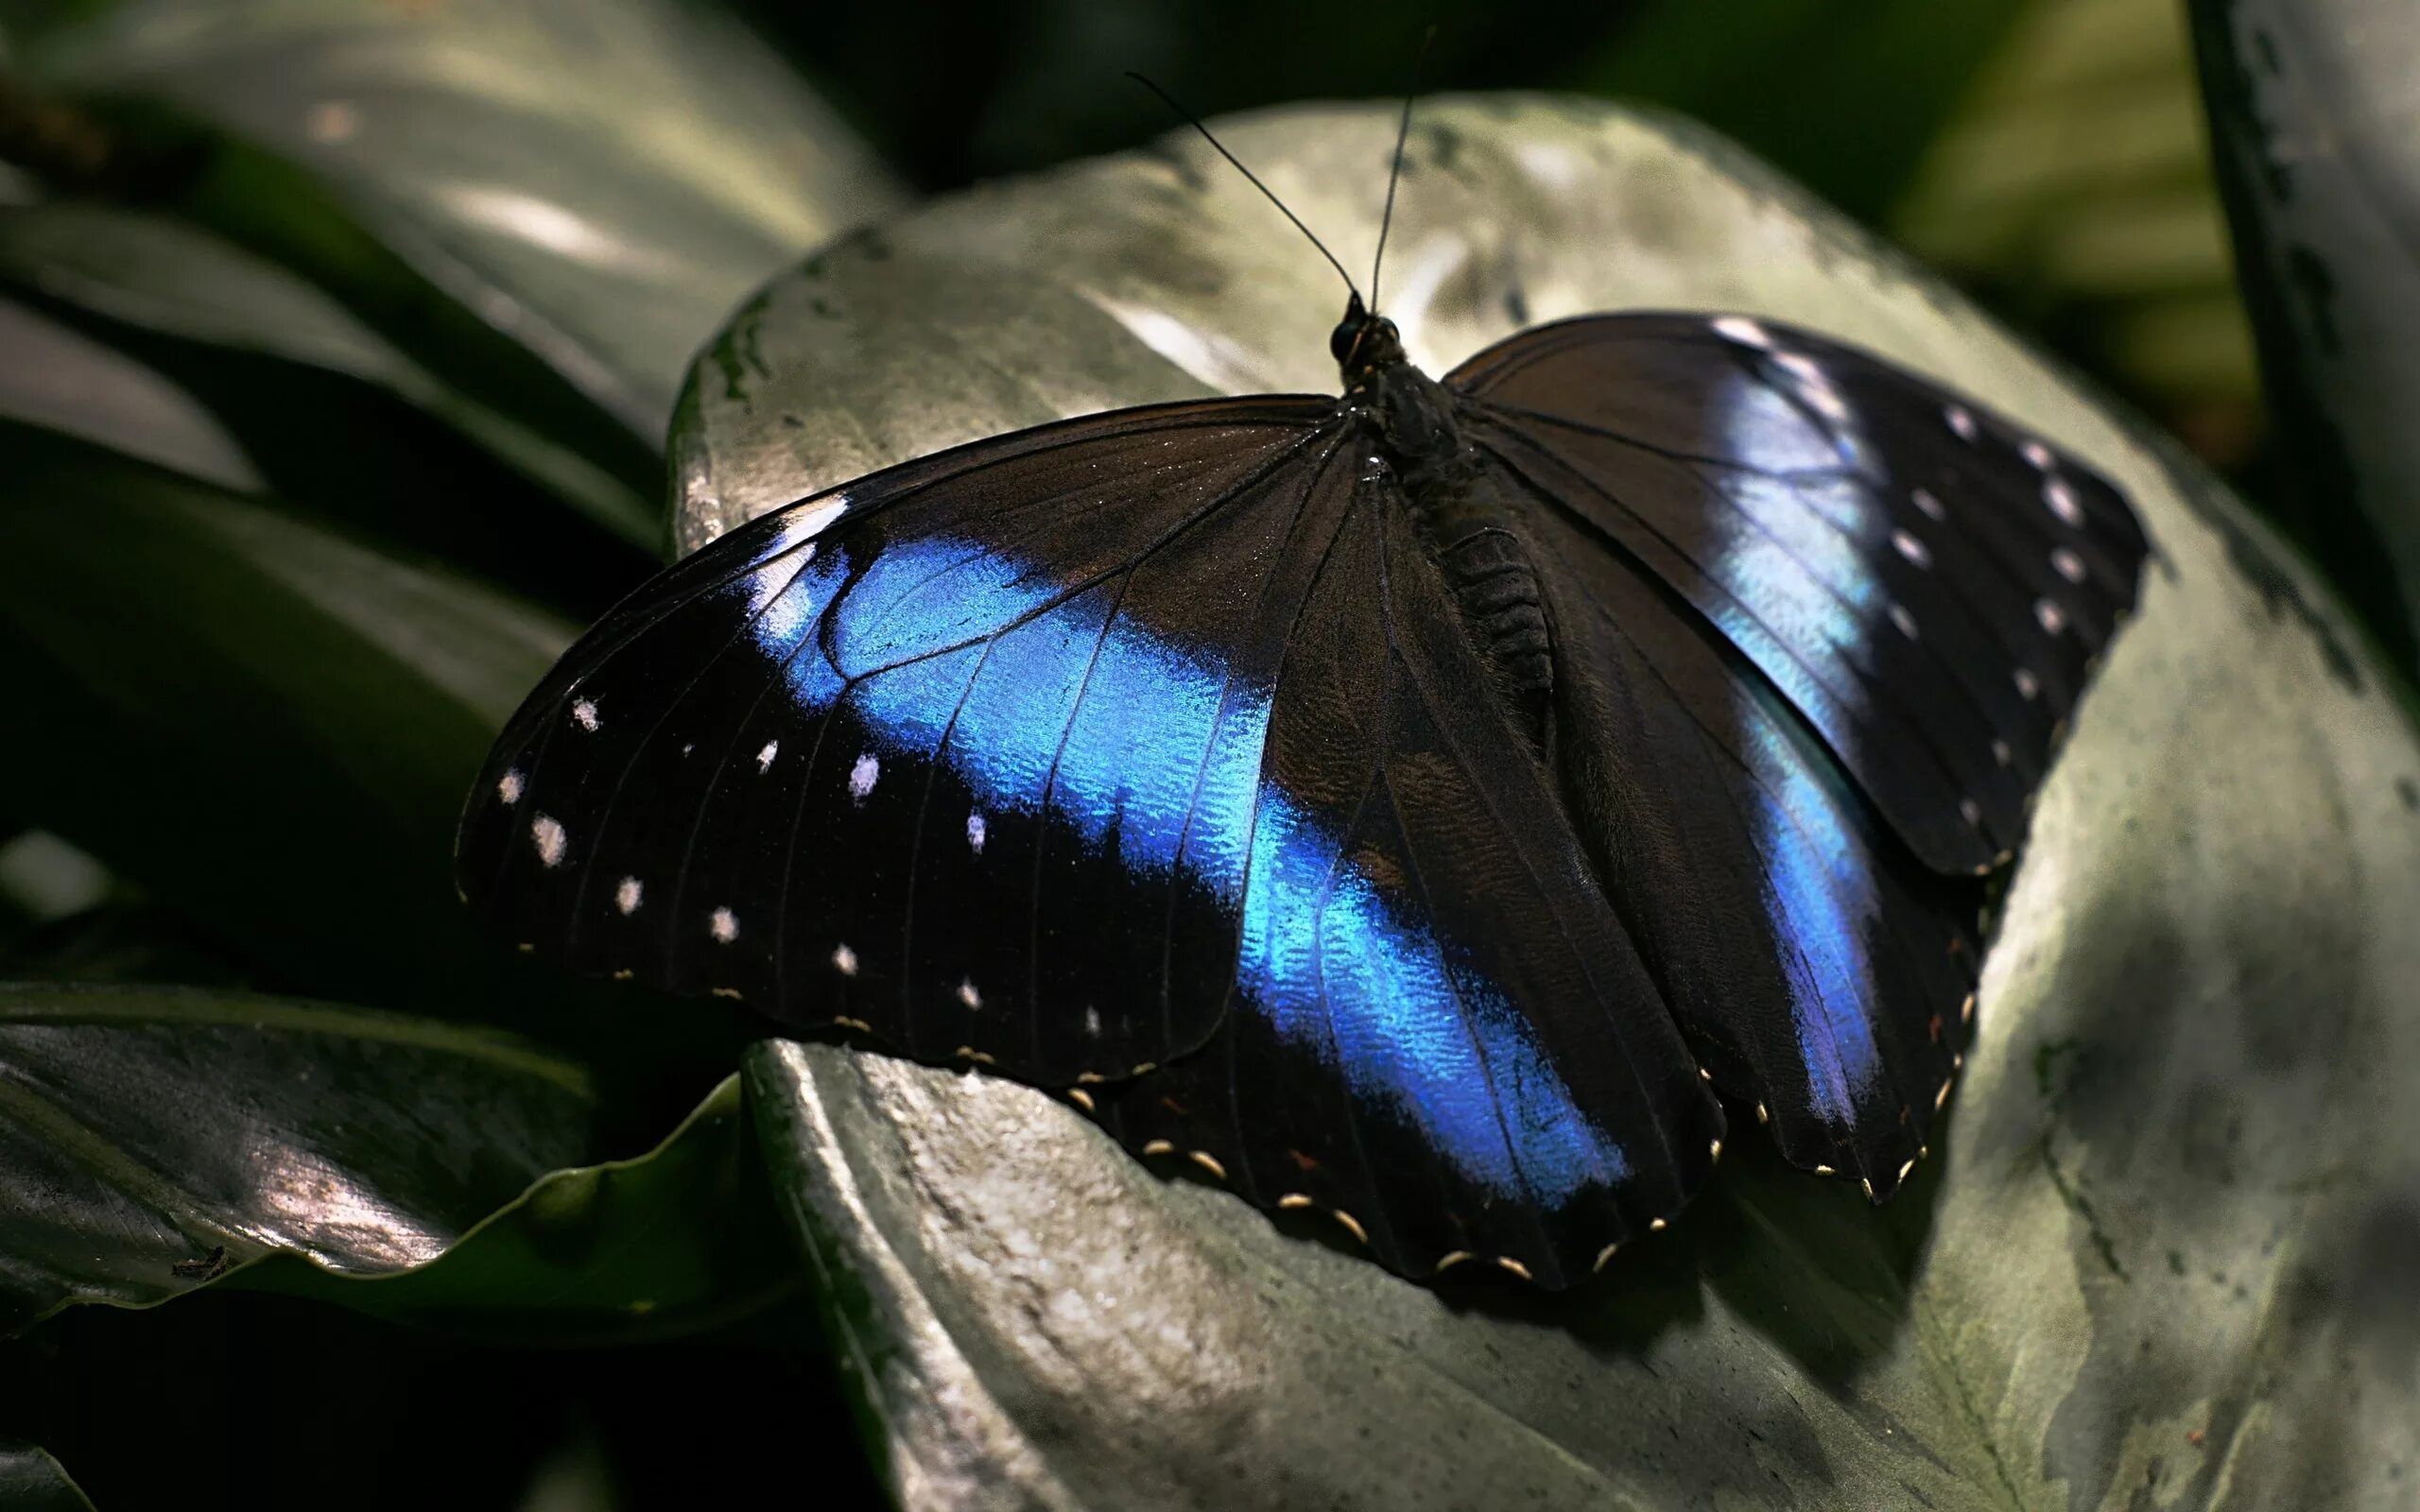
[1450,313,2149,875]
[459,398,1340,1083]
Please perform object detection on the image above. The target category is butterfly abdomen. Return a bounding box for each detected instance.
[1437,525,1553,696]
[1357,359,1557,701]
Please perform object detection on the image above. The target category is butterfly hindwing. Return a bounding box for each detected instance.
[1451,313,2149,876]
[1527,497,1982,1195]
[1095,465,1723,1286]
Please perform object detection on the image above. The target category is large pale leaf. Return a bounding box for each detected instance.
[0,983,593,1334]
[2190,0,2420,673]
[687,96,2420,1507]
[21,0,906,464]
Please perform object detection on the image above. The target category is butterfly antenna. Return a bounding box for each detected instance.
[1128,73,1362,301]
[1369,28,1435,315]
[1369,92,1417,314]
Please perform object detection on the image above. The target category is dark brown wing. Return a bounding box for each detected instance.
[1451,312,2148,875]
[1450,312,2144,1196]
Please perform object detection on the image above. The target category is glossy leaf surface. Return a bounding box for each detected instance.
[0,199,657,559]
[20,0,906,484]
[0,1442,95,1512]
[236,1074,799,1343]
[0,295,256,491]
[0,983,593,1334]
[697,96,2420,1507]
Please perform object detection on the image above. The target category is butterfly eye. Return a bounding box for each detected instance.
[1329,315,1364,366]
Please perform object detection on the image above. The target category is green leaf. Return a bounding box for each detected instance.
[701,96,2420,1506]
[237,1074,802,1344]
[21,0,907,456]
[1581,0,2031,222]
[1893,0,2261,460]
[0,311,756,1123]
[0,1442,95,1512]
[2190,0,2420,673]
[0,982,594,1334]
[0,416,576,1010]
[0,198,660,574]
[0,294,256,490]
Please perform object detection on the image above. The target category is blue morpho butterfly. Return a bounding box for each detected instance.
[457,104,2146,1289]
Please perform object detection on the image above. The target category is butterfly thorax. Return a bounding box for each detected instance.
[1342,325,1556,712]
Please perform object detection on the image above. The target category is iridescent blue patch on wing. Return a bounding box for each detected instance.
[1737,715,1885,1125]
[758,533,1622,1201]
[1243,795,1629,1202]
[1713,369,1891,1126]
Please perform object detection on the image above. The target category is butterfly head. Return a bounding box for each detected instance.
[1331,293,1404,387]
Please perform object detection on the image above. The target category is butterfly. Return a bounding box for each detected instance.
[456,109,2148,1290]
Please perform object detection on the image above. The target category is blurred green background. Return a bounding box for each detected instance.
[757,0,2260,470]
[0,0,2329,1506]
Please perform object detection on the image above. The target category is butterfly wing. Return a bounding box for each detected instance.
[1450,313,2150,875]
[1090,456,1722,1286]
[458,385,1724,1285]
[1530,505,1984,1196]
[1449,314,2146,1194]
[458,397,1349,1084]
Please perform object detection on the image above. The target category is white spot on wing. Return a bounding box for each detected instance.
[497,768,525,805]
[1959,799,1983,827]
[832,943,858,976]
[2044,477,2085,527]
[755,740,779,774]
[530,814,566,868]
[849,752,880,802]
[957,978,982,1010]
[2051,547,2088,583]
[2020,438,2055,471]
[1083,1005,1102,1038]
[1911,487,1945,521]
[1889,604,1919,640]
[571,698,599,732]
[1892,529,1931,568]
[2035,599,2066,634]
[1992,738,2013,766]
[1711,315,1773,350]
[1945,404,1979,442]
[710,906,738,943]
[2014,668,2041,700]
[615,876,642,915]
[966,810,987,853]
